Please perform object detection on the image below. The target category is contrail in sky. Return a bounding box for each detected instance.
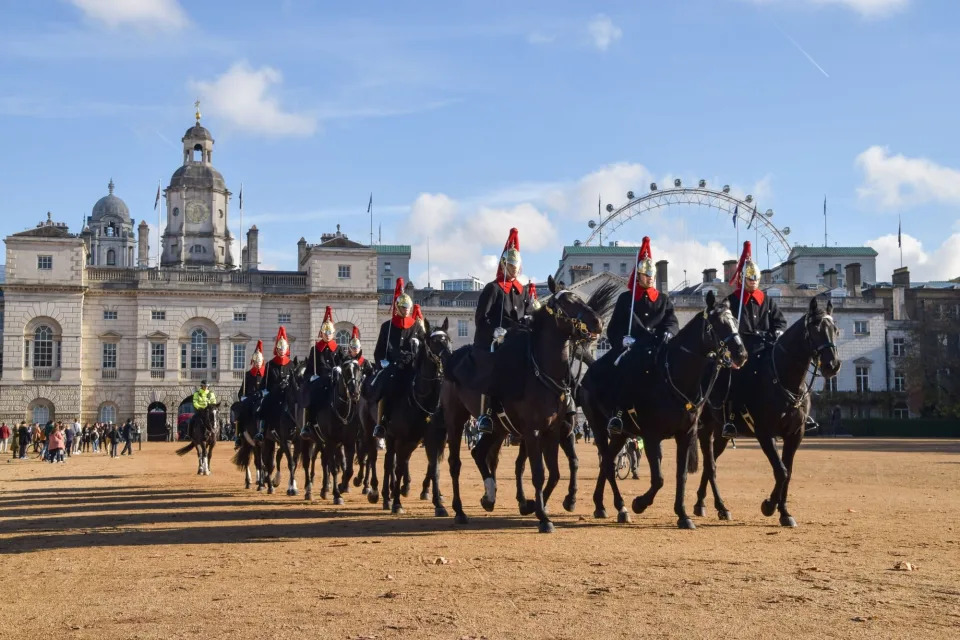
[773,22,830,78]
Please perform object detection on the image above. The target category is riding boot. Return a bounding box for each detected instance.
[721,402,738,439]
[607,410,624,435]
[255,419,265,442]
[476,395,494,434]
[372,399,387,438]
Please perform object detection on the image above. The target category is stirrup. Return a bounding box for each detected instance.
[372,424,385,438]
[607,414,624,435]
[476,414,494,434]
[721,423,738,439]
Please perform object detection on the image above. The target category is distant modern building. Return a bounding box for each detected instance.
[441,277,484,292]
[770,246,878,288]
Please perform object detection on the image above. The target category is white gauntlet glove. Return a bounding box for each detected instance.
[622,336,635,349]
[493,327,507,343]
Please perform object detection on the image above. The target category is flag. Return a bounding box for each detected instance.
[747,205,757,229]
[367,193,373,214]
[898,216,902,248]
[824,195,827,218]
[153,182,161,210]
[239,183,243,210]
[732,204,738,228]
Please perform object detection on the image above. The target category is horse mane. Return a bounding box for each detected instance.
[586,281,619,318]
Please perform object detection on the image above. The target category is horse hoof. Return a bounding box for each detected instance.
[352,476,362,487]
[382,502,391,511]
[480,496,495,513]
[304,492,312,501]
[617,510,631,524]
[244,482,251,490]
[518,500,536,517]
[392,505,405,515]
[334,497,345,506]
[367,493,379,505]
[257,485,263,492]
[761,500,776,517]
[454,512,469,525]
[338,484,349,494]
[562,496,576,513]
[360,487,370,496]
[319,490,328,500]
[435,506,449,518]
[678,517,697,530]
[538,521,555,534]
[718,510,733,521]
[632,497,649,514]
[780,515,797,528]
[288,489,297,496]
[400,486,410,497]
[694,504,707,517]
[267,486,275,495]
[419,491,429,501]
[593,508,607,519]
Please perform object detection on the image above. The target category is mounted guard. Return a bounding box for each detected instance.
[234,340,266,445]
[346,325,374,377]
[255,326,294,441]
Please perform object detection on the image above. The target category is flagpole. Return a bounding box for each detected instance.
[824,195,828,248]
[239,182,243,270]
[899,214,903,268]
[368,193,374,246]
[156,180,162,270]
[615,246,641,367]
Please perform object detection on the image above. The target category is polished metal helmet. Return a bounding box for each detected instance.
[395,293,413,312]
[250,350,264,369]
[744,260,760,282]
[320,321,335,339]
[503,247,522,270]
[349,337,361,352]
[638,257,655,278]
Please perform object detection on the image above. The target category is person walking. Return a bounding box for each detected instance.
[10,422,20,459]
[0,422,9,453]
[120,419,134,456]
[48,425,66,463]
[72,417,82,454]
[64,422,75,458]
[107,424,120,458]
[91,425,100,453]
[17,423,29,459]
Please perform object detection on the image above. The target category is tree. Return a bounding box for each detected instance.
[902,305,960,418]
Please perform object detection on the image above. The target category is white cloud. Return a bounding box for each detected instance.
[748,0,909,18]
[866,232,960,282]
[587,14,622,51]
[190,62,317,137]
[527,32,556,45]
[69,0,189,30]
[855,146,960,210]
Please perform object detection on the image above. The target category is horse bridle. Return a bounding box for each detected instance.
[329,361,361,424]
[544,290,594,343]
[770,312,837,409]
[665,305,740,416]
[409,331,449,420]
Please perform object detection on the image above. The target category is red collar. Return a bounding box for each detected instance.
[633,286,659,303]
[497,278,523,295]
[272,355,290,366]
[357,355,365,366]
[249,365,265,377]
[392,315,415,330]
[315,340,337,353]
[736,288,765,305]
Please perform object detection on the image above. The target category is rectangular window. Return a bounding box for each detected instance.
[383,277,391,289]
[102,343,117,369]
[855,366,870,393]
[854,320,869,336]
[103,310,117,320]
[823,377,838,393]
[278,312,291,324]
[233,343,246,370]
[211,343,218,370]
[338,264,351,279]
[620,263,627,275]
[180,343,187,370]
[152,310,166,321]
[458,319,469,338]
[233,312,247,322]
[150,342,165,370]
[835,263,842,273]
[384,261,392,272]
[37,255,52,270]
[893,407,909,419]
[818,263,825,275]
[894,370,906,392]
[893,337,905,357]
[603,263,610,273]
[56,341,61,368]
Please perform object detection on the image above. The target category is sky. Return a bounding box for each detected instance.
[2,0,959,287]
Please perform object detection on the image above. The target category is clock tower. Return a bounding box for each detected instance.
[161,104,235,268]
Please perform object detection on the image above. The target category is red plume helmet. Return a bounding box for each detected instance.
[391,277,415,329]
[272,326,290,365]
[526,280,541,310]
[730,241,753,287]
[627,236,658,301]
[250,339,265,376]
[496,227,523,294]
[317,306,337,351]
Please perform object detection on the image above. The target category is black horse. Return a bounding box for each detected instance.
[230,398,268,490]
[580,291,749,529]
[257,358,301,496]
[441,276,611,533]
[176,402,221,476]
[373,318,452,515]
[695,297,841,527]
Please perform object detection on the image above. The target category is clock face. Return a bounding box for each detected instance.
[186,201,208,224]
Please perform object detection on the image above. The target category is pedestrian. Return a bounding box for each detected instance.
[120,419,133,456]
[48,425,66,463]
[108,423,120,458]
[10,422,20,459]
[0,422,9,453]
[72,417,82,454]
[17,423,29,459]
[91,425,100,453]
[64,422,75,458]
[133,421,142,451]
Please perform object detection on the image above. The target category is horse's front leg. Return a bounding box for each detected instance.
[542,437,561,510]
[515,440,535,516]
[392,442,416,515]
[284,437,299,496]
[196,445,204,475]
[300,439,314,500]
[524,429,554,534]
[207,441,215,475]
[429,433,448,518]
[381,438,395,510]
[673,429,696,530]
[605,433,630,523]
[592,428,610,518]
[559,431,579,513]
[340,438,356,494]
[330,444,344,506]
[632,438,664,516]
[448,422,468,524]
[261,440,277,495]
[757,434,790,523]
[777,432,802,527]
[471,432,500,512]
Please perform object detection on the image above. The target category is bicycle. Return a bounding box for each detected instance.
[615,438,645,480]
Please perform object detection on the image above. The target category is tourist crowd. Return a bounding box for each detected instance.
[1,419,141,462]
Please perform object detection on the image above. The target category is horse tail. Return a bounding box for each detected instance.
[175,442,196,456]
[686,438,699,473]
[232,440,252,469]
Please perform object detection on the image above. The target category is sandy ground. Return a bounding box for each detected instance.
[1,437,958,640]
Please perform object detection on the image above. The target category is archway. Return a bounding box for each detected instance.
[147,402,168,441]
[27,398,55,425]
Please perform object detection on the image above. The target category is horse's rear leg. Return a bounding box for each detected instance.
[261,441,277,495]
[381,439,395,510]
[196,446,204,475]
[524,433,554,533]
[283,439,299,496]
[775,433,802,527]
[559,431,579,513]
[207,441,215,475]
[301,440,314,500]
[673,430,696,530]
[603,433,630,522]
[448,421,468,524]
[514,440,535,516]
[272,447,283,488]
[632,438,664,517]
[472,432,501,512]
[542,437,561,510]
[757,434,791,524]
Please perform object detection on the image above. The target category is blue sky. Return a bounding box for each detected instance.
[2,0,959,286]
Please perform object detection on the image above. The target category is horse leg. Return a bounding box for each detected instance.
[207,440,215,475]
[559,431,579,513]
[272,447,283,488]
[340,439,355,494]
[284,438,299,496]
[632,438,664,516]
[381,438,395,510]
[429,433,448,518]
[605,433,630,522]
[514,440,535,516]
[592,429,610,518]
[255,445,264,491]
[245,463,252,489]
[448,422,468,524]
[776,433,802,527]
[261,440,276,495]
[708,433,732,519]
[393,442,416,515]
[301,439,314,500]
[472,432,499,512]
[366,442,380,504]
[758,434,790,523]
[673,430,696,530]
[331,444,344,506]
[524,433,554,533]
[195,444,203,475]
[400,464,411,498]
[542,437,561,510]
[694,426,713,517]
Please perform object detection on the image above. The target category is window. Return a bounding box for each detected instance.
[338,264,351,279]
[233,312,247,322]
[457,319,469,338]
[150,342,165,370]
[855,366,869,393]
[818,263,825,275]
[595,337,612,356]
[32,405,50,425]
[854,321,869,336]
[278,312,291,324]
[152,310,166,321]
[105,225,115,237]
[823,377,838,393]
[893,337,905,356]
[232,343,246,370]
[189,244,206,254]
[102,343,117,369]
[103,310,117,320]
[218,209,223,219]
[384,261,392,272]
[173,207,179,217]
[894,370,906,392]
[586,262,593,271]
[211,343,218,370]
[106,249,116,265]
[835,263,842,274]
[180,343,187,370]
[893,404,909,420]
[603,263,610,273]
[33,325,54,368]
[383,277,391,290]
[99,404,116,424]
[37,255,52,270]
[190,328,208,369]
[620,263,627,275]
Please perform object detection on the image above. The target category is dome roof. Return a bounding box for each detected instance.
[91,180,130,221]
[169,164,226,191]
[183,124,213,142]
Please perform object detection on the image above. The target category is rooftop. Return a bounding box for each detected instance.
[562,245,639,256]
[788,246,878,258]
[375,244,411,254]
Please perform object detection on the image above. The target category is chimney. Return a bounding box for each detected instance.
[246,225,259,271]
[241,247,248,270]
[782,260,796,284]
[760,269,772,285]
[137,219,149,268]
[893,286,907,321]
[845,262,862,296]
[722,259,738,284]
[823,268,839,290]
[892,266,910,289]
[702,268,717,284]
[655,260,668,292]
[297,237,307,268]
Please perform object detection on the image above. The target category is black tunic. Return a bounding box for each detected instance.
[474,280,528,348]
[607,289,680,347]
[304,345,341,379]
[727,290,787,340]
[264,359,293,394]
[373,320,424,366]
[237,371,265,400]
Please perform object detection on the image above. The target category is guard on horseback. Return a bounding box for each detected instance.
[474,227,532,434]
[300,306,345,436]
[604,236,679,434]
[255,326,295,441]
[370,278,424,438]
[235,340,266,444]
[346,326,374,377]
[723,240,787,438]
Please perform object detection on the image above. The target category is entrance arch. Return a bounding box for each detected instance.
[27,398,55,425]
[147,402,168,441]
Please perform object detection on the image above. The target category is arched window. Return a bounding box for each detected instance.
[173,207,179,217]
[193,145,203,162]
[32,405,49,425]
[595,336,611,357]
[106,249,116,265]
[190,328,208,369]
[105,225,115,237]
[33,325,54,368]
[99,404,117,424]
[335,328,352,346]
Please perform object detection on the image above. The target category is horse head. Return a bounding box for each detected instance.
[703,291,748,369]
[337,359,363,402]
[805,297,841,377]
[542,275,610,343]
[422,318,453,371]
